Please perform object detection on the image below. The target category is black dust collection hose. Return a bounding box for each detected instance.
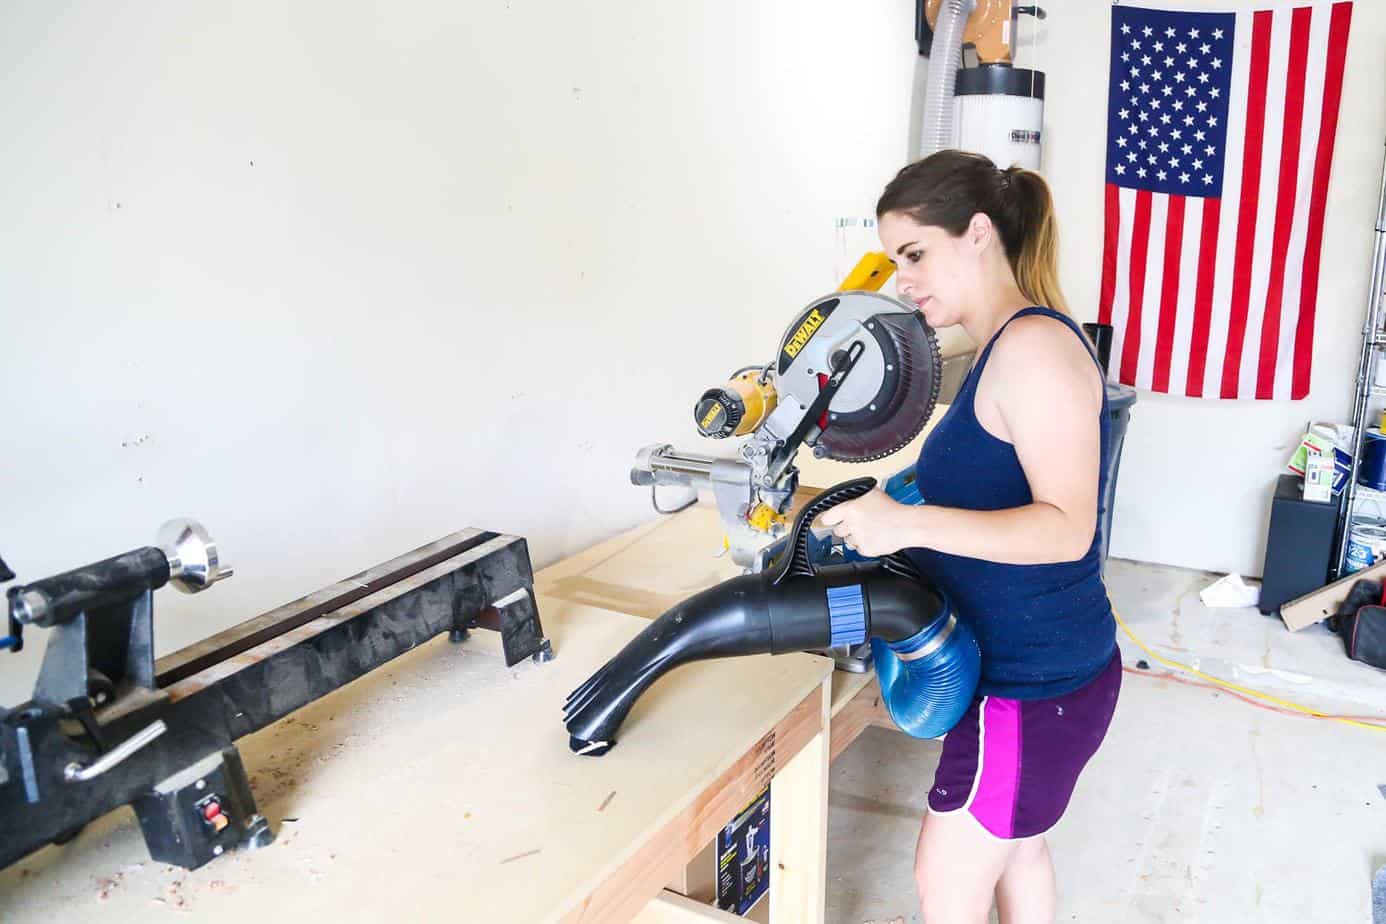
[562,478,981,756]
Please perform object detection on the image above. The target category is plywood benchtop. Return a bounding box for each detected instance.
[0,597,831,923]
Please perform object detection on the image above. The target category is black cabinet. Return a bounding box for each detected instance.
[1259,474,1342,614]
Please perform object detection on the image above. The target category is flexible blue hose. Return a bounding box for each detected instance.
[859,466,981,737]
[870,604,980,739]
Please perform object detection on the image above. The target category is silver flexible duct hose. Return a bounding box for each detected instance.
[920,0,977,156]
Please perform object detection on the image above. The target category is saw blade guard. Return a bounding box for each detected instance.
[770,291,942,463]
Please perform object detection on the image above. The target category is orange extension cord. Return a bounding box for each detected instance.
[1113,607,1386,734]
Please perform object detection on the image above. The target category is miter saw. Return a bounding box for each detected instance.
[630,253,942,576]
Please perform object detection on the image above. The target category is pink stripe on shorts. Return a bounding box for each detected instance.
[927,652,1121,839]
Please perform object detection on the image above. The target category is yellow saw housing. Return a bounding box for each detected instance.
[695,369,778,439]
[694,253,894,442]
[838,251,895,293]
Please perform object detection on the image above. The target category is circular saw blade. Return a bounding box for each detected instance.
[815,310,942,463]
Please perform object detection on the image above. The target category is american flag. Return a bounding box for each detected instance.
[1098,2,1352,399]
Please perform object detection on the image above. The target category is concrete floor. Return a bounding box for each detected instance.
[824,559,1386,923]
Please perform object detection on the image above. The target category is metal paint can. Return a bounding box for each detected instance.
[1345,523,1386,573]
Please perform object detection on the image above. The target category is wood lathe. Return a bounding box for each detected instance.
[0,522,550,872]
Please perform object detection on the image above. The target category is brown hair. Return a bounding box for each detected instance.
[876,150,1068,315]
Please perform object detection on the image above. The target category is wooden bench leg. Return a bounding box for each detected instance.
[829,676,897,764]
[769,676,830,924]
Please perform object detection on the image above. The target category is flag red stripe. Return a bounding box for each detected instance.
[1221,9,1274,399]
[1186,198,1221,397]
[1120,190,1153,386]
[1294,1,1353,400]
[1099,183,1120,326]
[1255,6,1313,399]
[1153,195,1185,393]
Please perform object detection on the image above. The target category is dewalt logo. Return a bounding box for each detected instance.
[782,309,825,360]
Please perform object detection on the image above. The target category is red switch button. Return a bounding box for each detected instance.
[203,801,223,821]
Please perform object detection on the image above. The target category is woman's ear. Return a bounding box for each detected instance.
[967,212,993,250]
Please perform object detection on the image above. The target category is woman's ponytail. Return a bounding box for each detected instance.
[1004,166,1069,315]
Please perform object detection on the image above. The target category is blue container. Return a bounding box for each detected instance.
[1101,383,1137,565]
[884,466,923,506]
[1359,429,1386,491]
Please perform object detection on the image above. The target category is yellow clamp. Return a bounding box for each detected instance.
[746,503,784,533]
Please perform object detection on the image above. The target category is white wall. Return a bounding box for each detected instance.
[1039,0,1383,577]
[0,0,921,704]
[4,0,1377,709]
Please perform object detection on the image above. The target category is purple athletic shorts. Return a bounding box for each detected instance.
[926,651,1122,839]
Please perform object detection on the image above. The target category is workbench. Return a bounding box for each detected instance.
[0,596,833,922]
[0,421,938,922]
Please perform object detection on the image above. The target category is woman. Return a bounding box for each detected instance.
[821,150,1121,924]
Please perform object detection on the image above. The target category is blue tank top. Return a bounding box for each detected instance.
[904,307,1117,700]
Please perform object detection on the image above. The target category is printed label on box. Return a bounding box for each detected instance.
[717,783,770,916]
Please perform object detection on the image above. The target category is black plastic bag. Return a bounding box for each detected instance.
[1328,580,1386,670]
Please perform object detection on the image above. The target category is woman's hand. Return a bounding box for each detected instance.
[817,489,918,557]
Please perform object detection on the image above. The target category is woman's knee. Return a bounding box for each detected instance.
[915,822,999,920]
[916,873,992,923]
[1008,833,1049,865]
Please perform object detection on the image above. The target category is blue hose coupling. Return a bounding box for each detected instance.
[825,584,868,647]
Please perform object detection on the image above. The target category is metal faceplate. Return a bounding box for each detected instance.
[771,291,942,462]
